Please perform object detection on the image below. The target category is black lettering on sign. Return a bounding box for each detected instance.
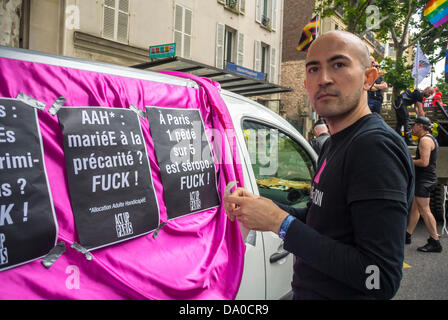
[0,98,57,271]
[58,107,159,250]
[146,107,219,219]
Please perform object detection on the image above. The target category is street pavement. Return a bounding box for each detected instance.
[394,220,448,300]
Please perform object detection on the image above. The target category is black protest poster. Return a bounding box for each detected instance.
[146,107,219,219]
[0,98,57,271]
[58,107,159,250]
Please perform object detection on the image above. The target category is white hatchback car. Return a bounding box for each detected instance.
[220,91,317,299]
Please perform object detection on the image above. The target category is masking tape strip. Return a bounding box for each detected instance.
[224,181,256,246]
[16,92,46,110]
[71,242,93,261]
[48,96,66,115]
[41,241,66,269]
[153,221,167,239]
[224,181,238,196]
[246,230,257,247]
[130,104,146,118]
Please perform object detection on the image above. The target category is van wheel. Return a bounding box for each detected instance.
[430,184,447,222]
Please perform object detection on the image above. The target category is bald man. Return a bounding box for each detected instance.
[310,119,330,155]
[224,31,415,299]
[368,57,388,114]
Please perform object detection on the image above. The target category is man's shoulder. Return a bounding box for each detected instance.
[409,89,423,100]
[313,132,330,142]
[419,134,436,148]
[311,133,330,151]
[351,115,407,150]
[345,117,413,176]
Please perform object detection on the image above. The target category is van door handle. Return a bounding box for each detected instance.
[270,249,290,263]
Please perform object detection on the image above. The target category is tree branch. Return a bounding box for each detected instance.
[352,0,373,32]
[403,26,437,50]
[422,27,444,53]
[389,27,400,47]
[399,0,415,47]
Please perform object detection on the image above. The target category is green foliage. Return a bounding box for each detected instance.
[316,0,399,34]
[412,0,448,64]
[382,56,413,93]
[316,0,448,99]
[434,73,448,101]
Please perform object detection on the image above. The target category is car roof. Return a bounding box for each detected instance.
[221,89,294,128]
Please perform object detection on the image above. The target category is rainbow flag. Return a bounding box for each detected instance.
[297,15,319,52]
[424,0,448,28]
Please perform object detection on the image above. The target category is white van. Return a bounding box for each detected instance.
[221,91,317,299]
[0,46,317,300]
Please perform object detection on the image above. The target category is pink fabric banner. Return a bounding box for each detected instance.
[0,56,245,300]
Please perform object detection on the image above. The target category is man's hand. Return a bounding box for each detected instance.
[224,187,256,222]
[224,188,289,234]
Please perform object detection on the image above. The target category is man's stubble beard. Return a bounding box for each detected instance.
[312,85,363,120]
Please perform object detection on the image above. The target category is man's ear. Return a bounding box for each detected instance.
[304,79,307,88]
[364,67,378,90]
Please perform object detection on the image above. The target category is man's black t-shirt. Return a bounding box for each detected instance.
[282,113,415,299]
[367,76,385,102]
[401,89,423,106]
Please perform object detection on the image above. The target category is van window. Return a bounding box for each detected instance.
[243,120,314,208]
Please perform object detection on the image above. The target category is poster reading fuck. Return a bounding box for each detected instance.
[0,98,57,271]
[58,107,159,250]
[147,107,219,219]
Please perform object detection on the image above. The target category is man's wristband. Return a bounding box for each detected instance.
[278,215,296,240]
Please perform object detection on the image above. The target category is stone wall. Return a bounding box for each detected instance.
[282,0,316,62]
[0,0,22,47]
[280,59,314,138]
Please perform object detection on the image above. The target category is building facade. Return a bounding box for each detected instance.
[5,0,285,105]
[281,3,393,138]
[280,0,315,136]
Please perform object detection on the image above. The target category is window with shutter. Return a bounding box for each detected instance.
[225,29,233,63]
[103,4,115,39]
[174,5,183,57]
[261,0,271,28]
[256,0,276,30]
[117,0,129,42]
[224,27,237,64]
[254,40,261,72]
[271,0,277,30]
[269,47,276,83]
[216,23,225,69]
[174,4,193,59]
[263,0,269,17]
[103,0,129,43]
[184,8,192,58]
[237,32,244,66]
[239,0,245,13]
[226,0,235,7]
[261,45,267,73]
[255,0,262,23]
